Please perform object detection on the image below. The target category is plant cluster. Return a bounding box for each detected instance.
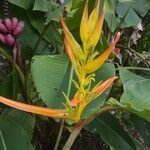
[0,0,149,149]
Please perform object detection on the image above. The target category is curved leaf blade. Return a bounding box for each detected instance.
[119,68,150,122]
[85,113,143,150]
[31,55,69,109]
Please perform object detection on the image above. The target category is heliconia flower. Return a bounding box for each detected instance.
[84,32,121,73]
[11,17,18,30]
[13,21,24,36]
[3,18,12,31]
[0,96,67,119]
[80,0,105,49]
[5,34,15,46]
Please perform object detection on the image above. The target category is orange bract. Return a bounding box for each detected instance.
[0,96,66,118]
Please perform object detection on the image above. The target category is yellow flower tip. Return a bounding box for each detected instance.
[88,8,105,48]
[80,0,89,43]
[0,96,66,119]
[64,38,75,63]
[94,76,118,96]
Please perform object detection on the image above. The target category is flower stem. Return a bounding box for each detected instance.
[54,65,74,149]
[63,106,117,150]
[54,119,65,150]
[0,47,25,88]
[121,67,150,71]
[67,66,73,97]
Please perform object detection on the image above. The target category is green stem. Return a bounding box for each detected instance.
[63,106,117,150]
[67,66,74,97]
[121,67,150,71]
[54,65,74,149]
[118,44,149,67]
[54,120,65,150]
[0,48,25,88]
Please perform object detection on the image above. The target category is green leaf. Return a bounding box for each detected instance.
[0,116,33,150]
[46,0,70,22]
[31,55,69,108]
[27,11,63,52]
[0,130,7,150]
[9,0,48,12]
[9,0,32,9]
[130,114,150,147]
[33,0,48,12]
[82,63,116,118]
[105,0,114,14]
[119,8,141,28]
[0,70,18,99]
[10,5,51,58]
[5,109,35,141]
[71,0,84,10]
[85,113,143,150]
[119,68,150,122]
[105,0,150,31]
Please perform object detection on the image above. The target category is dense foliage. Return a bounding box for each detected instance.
[0,0,150,149]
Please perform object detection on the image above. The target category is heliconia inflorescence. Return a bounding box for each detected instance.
[0,0,121,123]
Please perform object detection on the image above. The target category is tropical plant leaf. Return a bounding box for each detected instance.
[27,11,63,52]
[85,113,143,150]
[0,115,33,150]
[9,0,33,9]
[5,109,35,141]
[119,68,150,122]
[105,0,150,31]
[0,70,18,99]
[45,0,70,23]
[33,0,48,12]
[130,114,150,147]
[31,55,69,109]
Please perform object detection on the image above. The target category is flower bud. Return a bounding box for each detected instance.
[3,18,12,31]
[5,34,15,46]
[0,33,6,44]
[11,17,18,30]
[12,21,24,36]
[0,22,8,33]
[114,48,121,54]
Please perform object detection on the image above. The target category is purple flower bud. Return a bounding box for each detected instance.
[0,33,6,44]
[0,22,8,33]
[12,21,24,36]
[5,34,15,46]
[3,18,12,31]
[109,36,114,45]
[11,17,18,30]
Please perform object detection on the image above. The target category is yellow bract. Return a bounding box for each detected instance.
[80,0,88,43]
